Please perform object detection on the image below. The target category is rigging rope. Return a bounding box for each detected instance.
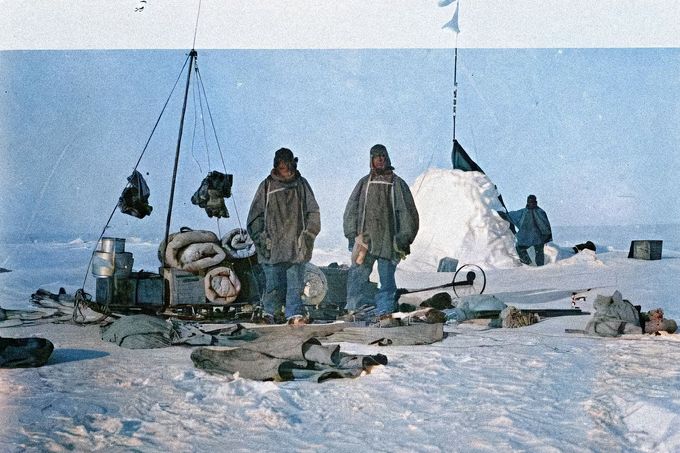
[193,63,256,298]
[74,53,192,324]
[196,68,228,174]
[196,67,246,233]
[189,72,204,173]
[133,54,192,170]
[195,66,212,170]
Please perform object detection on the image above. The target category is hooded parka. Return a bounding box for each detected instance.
[343,148,419,261]
[508,203,552,247]
[247,169,320,265]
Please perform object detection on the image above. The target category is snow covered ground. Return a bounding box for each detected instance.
[1,223,680,452]
[1,168,680,452]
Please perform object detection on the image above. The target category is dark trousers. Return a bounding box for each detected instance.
[346,254,398,315]
[261,262,306,318]
[516,243,545,266]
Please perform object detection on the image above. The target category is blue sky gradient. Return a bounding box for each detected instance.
[1,48,679,246]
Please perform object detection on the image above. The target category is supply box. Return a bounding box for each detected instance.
[628,240,662,260]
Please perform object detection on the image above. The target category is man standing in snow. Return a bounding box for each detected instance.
[343,144,419,316]
[507,194,552,266]
[247,148,321,324]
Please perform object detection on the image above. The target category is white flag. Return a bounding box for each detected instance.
[439,0,460,33]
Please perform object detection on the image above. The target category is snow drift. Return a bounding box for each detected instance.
[403,168,520,271]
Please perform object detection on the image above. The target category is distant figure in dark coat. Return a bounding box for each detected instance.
[247,148,321,324]
[343,144,419,315]
[507,194,552,266]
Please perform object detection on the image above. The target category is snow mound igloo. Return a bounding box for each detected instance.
[401,168,520,271]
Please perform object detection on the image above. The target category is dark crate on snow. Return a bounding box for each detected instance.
[96,272,163,306]
[319,265,349,306]
[437,257,459,272]
[231,257,265,303]
[318,264,378,309]
[628,240,662,260]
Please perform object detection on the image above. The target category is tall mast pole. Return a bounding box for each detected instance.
[163,49,197,267]
[453,45,458,142]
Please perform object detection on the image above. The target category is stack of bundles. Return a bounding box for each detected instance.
[160,229,226,273]
[159,228,239,304]
[204,267,241,304]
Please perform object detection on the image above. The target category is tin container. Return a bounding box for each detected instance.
[92,251,134,278]
[97,237,126,254]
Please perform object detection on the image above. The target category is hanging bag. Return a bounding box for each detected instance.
[118,170,153,219]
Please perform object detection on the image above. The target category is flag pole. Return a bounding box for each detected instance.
[453,38,458,142]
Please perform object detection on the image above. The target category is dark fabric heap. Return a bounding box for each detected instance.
[100,314,388,382]
[573,241,596,253]
[0,337,54,368]
[191,335,387,383]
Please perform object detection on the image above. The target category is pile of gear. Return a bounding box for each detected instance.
[584,290,677,337]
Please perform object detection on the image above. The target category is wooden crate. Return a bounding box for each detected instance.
[95,272,163,306]
[163,268,207,305]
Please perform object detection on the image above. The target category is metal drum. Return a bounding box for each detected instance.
[97,237,126,254]
[92,251,134,278]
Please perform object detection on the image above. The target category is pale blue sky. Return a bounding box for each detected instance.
[1,48,679,245]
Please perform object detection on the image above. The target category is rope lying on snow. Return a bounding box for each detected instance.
[72,288,114,325]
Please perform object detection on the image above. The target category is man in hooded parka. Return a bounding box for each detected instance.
[343,144,419,316]
[507,194,552,266]
[247,148,321,324]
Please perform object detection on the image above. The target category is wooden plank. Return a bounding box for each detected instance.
[200,320,443,346]
[324,323,444,346]
[242,321,349,337]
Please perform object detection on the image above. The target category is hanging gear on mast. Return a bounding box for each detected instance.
[191,170,233,218]
[118,170,153,219]
[73,0,264,323]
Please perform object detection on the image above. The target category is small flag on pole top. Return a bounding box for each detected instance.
[438,0,460,33]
